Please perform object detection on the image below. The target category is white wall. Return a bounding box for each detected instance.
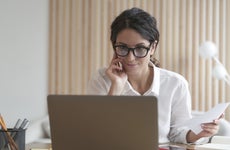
[0,0,49,127]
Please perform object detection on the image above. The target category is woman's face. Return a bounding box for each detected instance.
[115,28,155,75]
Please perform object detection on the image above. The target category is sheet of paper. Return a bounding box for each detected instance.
[211,136,230,144]
[196,143,230,150]
[178,102,230,134]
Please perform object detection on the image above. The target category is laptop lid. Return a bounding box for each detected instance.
[47,95,158,150]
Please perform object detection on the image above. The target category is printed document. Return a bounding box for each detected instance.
[178,103,230,134]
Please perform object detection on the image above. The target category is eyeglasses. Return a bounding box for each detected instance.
[114,43,152,58]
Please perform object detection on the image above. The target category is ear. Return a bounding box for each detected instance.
[149,41,157,55]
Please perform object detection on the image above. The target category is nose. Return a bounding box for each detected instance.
[126,50,136,61]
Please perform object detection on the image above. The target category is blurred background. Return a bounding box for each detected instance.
[0,0,229,127]
[48,0,230,121]
[0,0,48,127]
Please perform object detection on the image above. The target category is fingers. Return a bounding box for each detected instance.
[200,123,219,135]
[109,55,123,71]
[212,113,225,124]
[213,119,220,124]
[201,123,219,130]
[197,117,222,138]
[218,113,225,119]
[112,60,123,71]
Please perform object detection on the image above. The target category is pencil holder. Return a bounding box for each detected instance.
[0,128,26,150]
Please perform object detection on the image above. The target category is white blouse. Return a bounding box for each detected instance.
[87,62,203,144]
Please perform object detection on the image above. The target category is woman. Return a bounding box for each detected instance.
[87,7,220,144]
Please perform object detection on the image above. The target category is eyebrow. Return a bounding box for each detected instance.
[115,42,148,47]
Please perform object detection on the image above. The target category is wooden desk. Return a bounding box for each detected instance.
[160,143,196,150]
[26,142,197,150]
[26,136,230,150]
[26,142,51,150]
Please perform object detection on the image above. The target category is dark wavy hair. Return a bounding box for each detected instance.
[110,7,160,67]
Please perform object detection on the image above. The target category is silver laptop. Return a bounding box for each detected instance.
[47,95,158,150]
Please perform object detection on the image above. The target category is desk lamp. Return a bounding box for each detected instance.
[199,41,230,86]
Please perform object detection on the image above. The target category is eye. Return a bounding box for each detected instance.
[135,47,147,52]
[118,45,127,50]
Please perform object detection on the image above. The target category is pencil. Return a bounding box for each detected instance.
[0,115,19,150]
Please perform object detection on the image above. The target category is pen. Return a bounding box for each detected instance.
[12,118,29,140]
[22,121,29,129]
[14,119,22,129]
[11,119,22,137]
[19,118,29,129]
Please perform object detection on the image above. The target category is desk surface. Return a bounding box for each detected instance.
[160,143,196,150]
[26,136,230,150]
[28,142,230,150]
[26,142,197,150]
[26,142,52,150]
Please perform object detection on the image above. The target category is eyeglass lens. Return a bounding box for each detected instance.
[115,45,149,58]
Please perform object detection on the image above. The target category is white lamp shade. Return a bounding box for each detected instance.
[199,41,218,59]
[212,64,227,80]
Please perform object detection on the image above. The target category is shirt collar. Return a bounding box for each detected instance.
[122,62,160,96]
[103,61,161,96]
[149,62,160,96]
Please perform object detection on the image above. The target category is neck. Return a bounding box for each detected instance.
[128,66,153,95]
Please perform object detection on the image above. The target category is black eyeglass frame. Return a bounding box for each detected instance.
[113,43,152,58]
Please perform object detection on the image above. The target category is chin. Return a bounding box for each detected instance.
[126,68,140,75]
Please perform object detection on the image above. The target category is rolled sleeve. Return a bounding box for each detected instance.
[169,127,190,144]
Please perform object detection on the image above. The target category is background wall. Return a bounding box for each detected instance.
[0,0,229,139]
[0,0,49,127]
[48,0,230,121]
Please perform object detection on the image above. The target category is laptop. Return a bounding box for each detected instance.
[47,95,158,150]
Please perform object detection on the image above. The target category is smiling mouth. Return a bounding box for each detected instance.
[126,63,137,67]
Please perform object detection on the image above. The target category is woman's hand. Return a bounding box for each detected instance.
[197,114,224,138]
[106,54,128,95]
[186,114,224,143]
[196,121,220,138]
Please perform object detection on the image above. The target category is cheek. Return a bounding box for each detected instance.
[117,56,124,59]
[117,56,126,62]
[139,56,150,65]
